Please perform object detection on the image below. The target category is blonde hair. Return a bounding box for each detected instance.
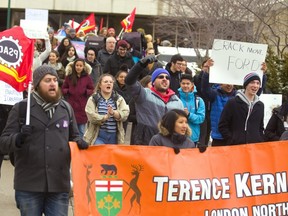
[95,74,115,92]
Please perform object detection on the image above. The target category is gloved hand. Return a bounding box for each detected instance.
[139,55,158,67]
[173,147,180,154]
[15,125,33,148]
[198,144,207,153]
[76,139,89,150]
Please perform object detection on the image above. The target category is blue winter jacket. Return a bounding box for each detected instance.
[201,72,237,140]
[178,87,205,142]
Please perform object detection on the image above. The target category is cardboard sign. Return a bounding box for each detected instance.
[210,39,268,85]
[0,81,23,105]
[20,19,48,39]
[70,142,288,216]
[25,8,48,23]
[259,94,282,127]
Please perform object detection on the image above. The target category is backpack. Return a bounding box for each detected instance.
[9,100,73,166]
[177,92,200,112]
[92,91,120,109]
[194,93,200,111]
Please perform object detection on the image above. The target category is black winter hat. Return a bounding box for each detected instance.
[243,72,261,89]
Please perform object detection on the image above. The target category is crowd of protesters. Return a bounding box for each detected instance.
[0,23,287,216]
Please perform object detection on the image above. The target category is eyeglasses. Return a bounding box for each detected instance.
[157,75,170,80]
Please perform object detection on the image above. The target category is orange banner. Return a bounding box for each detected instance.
[70,142,288,216]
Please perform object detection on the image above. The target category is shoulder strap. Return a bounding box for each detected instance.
[194,93,200,111]
[93,93,101,108]
[112,91,120,108]
[93,91,120,109]
[18,101,27,127]
[10,101,27,166]
[61,100,73,123]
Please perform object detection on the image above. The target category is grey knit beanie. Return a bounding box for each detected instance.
[33,65,59,88]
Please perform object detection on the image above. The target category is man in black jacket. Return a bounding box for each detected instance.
[218,73,265,145]
[103,39,135,76]
[0,65,88,215]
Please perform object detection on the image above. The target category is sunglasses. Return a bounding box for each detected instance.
[157,75,170,80]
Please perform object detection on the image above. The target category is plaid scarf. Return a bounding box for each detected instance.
[33,92,60,119]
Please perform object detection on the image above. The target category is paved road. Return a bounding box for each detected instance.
[0,160,75,216]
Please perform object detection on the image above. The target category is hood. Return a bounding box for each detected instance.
[165,62,181,75]
[236,89,260,105]
[65,61,92,76]
[85,59,101,67]
[158,122,192,137]
[165,62,172,71]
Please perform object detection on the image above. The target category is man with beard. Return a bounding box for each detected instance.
[125,56,184,145]
[0,65,88,215]
[103,39,135,76]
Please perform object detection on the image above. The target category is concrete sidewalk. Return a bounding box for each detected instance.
[0,160,75,216]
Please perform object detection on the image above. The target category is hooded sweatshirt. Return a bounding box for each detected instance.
[218,89,265,145]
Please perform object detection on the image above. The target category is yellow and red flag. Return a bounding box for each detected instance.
[76,13,96,34]
[120,7,136,32]
[0,26,34,92]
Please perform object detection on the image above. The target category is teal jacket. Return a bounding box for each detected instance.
[178,87,205,142]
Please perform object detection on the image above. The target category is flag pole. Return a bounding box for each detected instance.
[25,81,32,125]
[118,28,124,39]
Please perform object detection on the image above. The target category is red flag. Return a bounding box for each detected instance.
[100,18,103,30]
[76,13,96,34]
[71,18,75,29]
[0,26,34,92]
[121,7,136,32]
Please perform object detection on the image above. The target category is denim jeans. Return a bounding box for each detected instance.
[15,190,69,216]
[94,129,117,145]
[77,123,86,139]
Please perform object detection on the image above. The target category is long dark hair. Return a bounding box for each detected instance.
[61,45,79,62]
[70,58,86,86]
[57,37,72,57]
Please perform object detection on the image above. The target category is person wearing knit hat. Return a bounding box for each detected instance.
[243,72,261,89]
[151,68,170,86]
[218,71,264,146]
[116,39,129,50]
[33,65,59,89]
[125,54,184,146]
[103,39,134,76]
[0,65,89,215]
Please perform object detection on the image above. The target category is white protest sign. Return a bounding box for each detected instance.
[259,94,282,127]
[20,19,48,39]
[210,39,268,86]
[25,8,48,23]
[0,81,23,105]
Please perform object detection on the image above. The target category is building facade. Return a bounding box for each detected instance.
[0,0,169,37]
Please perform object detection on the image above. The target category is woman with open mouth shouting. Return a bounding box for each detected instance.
[84,74,130,145]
